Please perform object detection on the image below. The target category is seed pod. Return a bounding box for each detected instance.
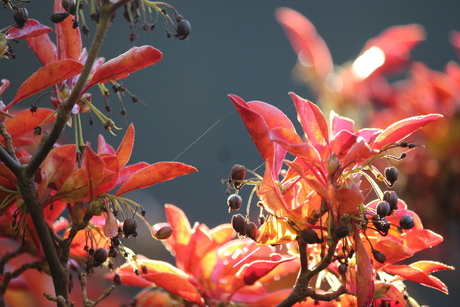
[384,166,398,187]
[93,248,108,266]
[383,191,398,211]
[155,225,173,240]
[231,214,247,235]
[123,217,138,238]
[14,7,29,28]
[300,228,321,244]
[376,200,391,217]
[338,263,348,275]
[227,194,242,211]
[175,16,191,40]
[399,214,415,229]
[229,164,246,190]
[335,225,349,239]
[372,249,386,264]
[50,12,70,23]
[245,222,259,241]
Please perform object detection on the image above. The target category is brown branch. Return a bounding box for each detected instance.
[275,236,346,307]
[80,273,115,307]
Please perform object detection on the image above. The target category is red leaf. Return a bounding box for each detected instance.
[269,127,321,164]
[96,134,116,155]
[6,60,83,110]
[354,231,374,307]
[141,272,204,306]
[26,33,57,66]
[371,114,443,150]
[3,108,56,145]
[162,204,192,271]
[54,0,81,61]
[38,144,77,198]
[242,256,297,285]
[275,8,333,81]
[374,240,412,267]
[5,19,53,40]
[114,162,197,196]
[182,224,216,277]
[85,46,162,89]
[384,264,450,294]
[115,162,148,187]
[411,260,454,275]
[229,94,295,174]
[256,219,297,245]
[403,229,443,254]
[290,92,329,147]
[115,123,135,168]
[341,138,377,168]
[334,181,364,216]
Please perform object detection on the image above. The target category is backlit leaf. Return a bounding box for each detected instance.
[372,114,443,150]
[115,123,135,168]
[114,162,197,196]
[141,272,204,306]
[355,231,374,307]
[26,33,57,66]
[290,92,329,146]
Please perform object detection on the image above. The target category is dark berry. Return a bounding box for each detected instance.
[376,201,391,217]
[93,248,108,266]
[383,191,398,211]
[372,249,386,264]
[231,214,247,236]
[123,217,138,238]
[300,228,322,244]
[399,214,415,229]
[227,194,242,211]
[245,222,259,241]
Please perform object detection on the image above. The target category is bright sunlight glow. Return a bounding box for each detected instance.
[351,46,385,79]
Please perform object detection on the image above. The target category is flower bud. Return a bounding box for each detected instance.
[399,214,415,229]
[93,248,108,266]
[155,225,173,240]
[383,191,398,211]
[300,228,321,244]
[227,194,242,211]
[326,152,340,177]
[123,217,137,238]
[372,249,386,264]
[384,166,398,187]
[334,225,349,239]
[88,199,104,216]
[376,201,391,217]
[232,214,247,236]
[245,222,258,241]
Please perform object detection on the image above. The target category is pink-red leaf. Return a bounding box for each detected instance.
[141,272,204,306]
[5,19,53,40]
[229,94,295,174]
[372,114,443,149]
[270,127,321,164]
[6,60,83,110]
[114,162,197,196]
[290,92,329,147]
[85,46,162,89]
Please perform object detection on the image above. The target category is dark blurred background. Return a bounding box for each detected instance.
[1,1,459,306]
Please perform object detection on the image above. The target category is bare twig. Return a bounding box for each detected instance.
[80,273,116,307]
